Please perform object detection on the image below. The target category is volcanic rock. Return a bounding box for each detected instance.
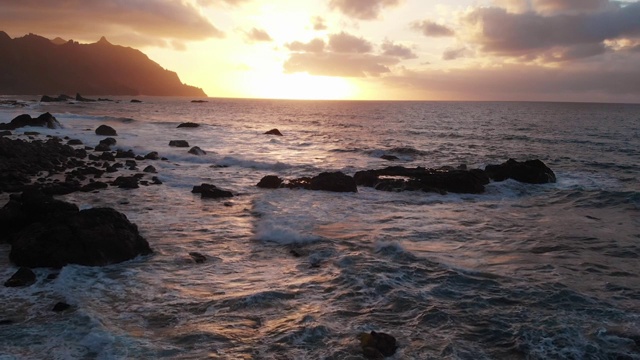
[4,267,36,287]
[485,159,556,184]
[192,183,233,199]
[169,140,189,148]
[264,129,283,136]
[95,125,117,136]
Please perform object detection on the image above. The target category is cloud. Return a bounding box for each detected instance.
[381,41,417,59]
[284,53,399,77]
[442,47,470,60]
[244,27,272,43]
[0,0,224,47]
[286,38,326,53]
[384,54,640,102]
[198,0,250,6]
[463,2,640,60]
[328,32,373,53]
[411,20,455,37]
[283,31,408,77]
[312,16,328,30]
[329,0,402,20]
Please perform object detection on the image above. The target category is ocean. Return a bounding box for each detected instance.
[0,97,639,359]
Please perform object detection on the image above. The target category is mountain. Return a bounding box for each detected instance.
[0,31,206,97]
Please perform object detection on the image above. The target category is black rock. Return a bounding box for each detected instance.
[52,302,71,312]
[4,267,36,287]
[309,172,357,193]
[189,252,207,263]
[359,331,398,358]
[192,183,233,199]
[95,125,117,136]
[264,128,283,136]
[0,112,62,130]
[130,99,142,103]
[177,122,200,128]
[257,175,283,189]
[9,206,152,268]
[485,159,556,184]
[75,93,96,102]
[381,155,399,161]
[113,176,139,189]
[169,140,189,147]
[67,139,83,145]
[188,146,206,155]
[143,165,156,173]
[144,151,160,160]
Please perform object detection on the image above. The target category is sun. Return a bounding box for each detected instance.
[247,72,357,100]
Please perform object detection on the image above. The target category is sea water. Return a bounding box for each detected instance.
[0,97,639,359]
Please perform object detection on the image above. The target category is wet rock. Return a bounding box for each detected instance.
[75,93,96,102]
[359,331,398,358]
[52,302,71,312]
[9,204,152,268]
[308,171,357,192]
[4,267,36,287]
[143,165,157,173]
[113,175,140,189]
[130,99,142,103]
[0,130,11,136]
[95,125,117,136]
[354,166,488,194]
[67,139,83,145]
[0,112,62,130]
[485,159,556,184]
[192,183,233,199]
[116,149,136,159]
[257,175,283,189]
[80,181,108,192]
[177,122,200,128]
[144,151,160,160]
[380,155,399,161]
[188,146,206,155]
[189,252,207,263]
[151,176,163,185]
[169,140,189,148]
[264,128,283,136]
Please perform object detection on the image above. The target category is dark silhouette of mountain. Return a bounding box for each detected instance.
[0,31,206,97]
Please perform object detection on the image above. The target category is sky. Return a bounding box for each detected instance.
[2,0,640,102]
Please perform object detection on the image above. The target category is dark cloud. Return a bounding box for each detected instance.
[312,16,328,30]
[0,0,224,47]
[533,0,611,14]
[464,2,640,59]
[442,47,470,61]
[411,20,455,37]
[329,0,402,20]
[328,32,373,53]
[381,41,417,59]
[384,54,640,102]
[284,53,399,77]
[244,28,272,43]
[286,38,326,53]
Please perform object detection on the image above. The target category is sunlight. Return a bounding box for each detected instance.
[246,72,357,100]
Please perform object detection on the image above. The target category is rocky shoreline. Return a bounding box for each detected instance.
[0,111,556,274]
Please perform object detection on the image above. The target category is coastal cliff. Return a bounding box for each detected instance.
[0,31,206,97]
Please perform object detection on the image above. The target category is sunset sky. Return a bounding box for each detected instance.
[2,0,640,102]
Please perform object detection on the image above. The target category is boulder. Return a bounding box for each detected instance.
[4,267,36,287]
[9,206,152,268]
[192,183,233,199]
[113,175,141,189]
[0,112,62,130]
[257,175,283,189]
[95,125,117,136]
[264,129,283,136]
[177,122,200,128]
[143,165,156,173]
[188,146,206,155]
[358,331,398,358]
[0,130,11,136]
[309,172,357,193]
[169,140,189,148]
[75,93,96,102]
[485,159,556,184]
[144,151,160,160]
[67,139,83,145]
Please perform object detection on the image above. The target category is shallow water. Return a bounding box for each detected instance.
[1,98,639,359]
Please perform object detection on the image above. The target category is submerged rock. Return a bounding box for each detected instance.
[4,267,36,287]
[177,122,200,128]
[257,175,283,189]
[52,302,72,312]
[189,252,207,263]
[485,159,556,184]
[359,331,398,358]
[264,128,283,136]
[354,166,488,194]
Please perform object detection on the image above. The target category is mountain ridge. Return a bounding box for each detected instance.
[0,31,206,97]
